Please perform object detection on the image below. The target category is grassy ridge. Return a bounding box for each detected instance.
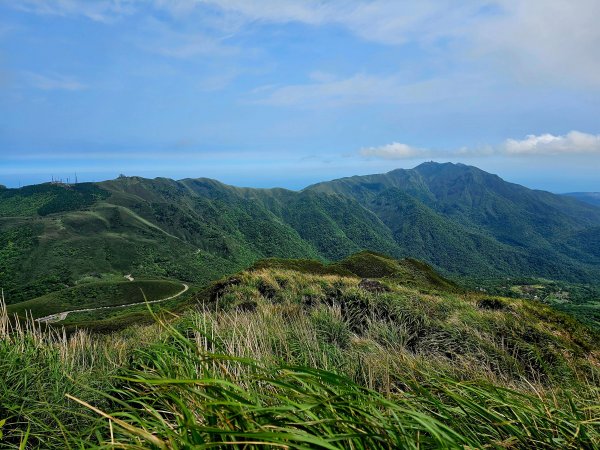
[200,267,597,385]
[250,251,460,292]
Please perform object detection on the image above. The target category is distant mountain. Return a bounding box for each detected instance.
[1,162,599,303]
[564,192,600,207]
[306,162,600,280]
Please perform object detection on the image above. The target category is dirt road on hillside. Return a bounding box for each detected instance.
[36,283,189,324]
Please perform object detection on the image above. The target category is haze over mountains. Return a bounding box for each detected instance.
[1,162,599,303]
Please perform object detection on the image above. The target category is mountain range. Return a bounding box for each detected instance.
[1,162,599,303]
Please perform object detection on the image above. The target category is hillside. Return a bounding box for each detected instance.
[2,252,599,448]
[1,163,600,309]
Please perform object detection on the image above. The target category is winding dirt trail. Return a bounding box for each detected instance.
[36,283,189,324]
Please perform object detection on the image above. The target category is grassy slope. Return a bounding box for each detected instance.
[0,199,239,303]
[7,280,184,319]
[200,253,598,385]
[1,253,599,448]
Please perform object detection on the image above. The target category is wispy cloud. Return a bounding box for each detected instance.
[9,1,600,88]
[202,0,600,89]
[24,72,88,91]
[10,0,136,23]
[250,72,483,108]
[360,131,600,160]
[134,18,239,59]
[198,1,480,45]
[251,73,397,107]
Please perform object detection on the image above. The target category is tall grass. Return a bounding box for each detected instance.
[1,295,135,448]
[204,268,600,388]
[72,310,600,449]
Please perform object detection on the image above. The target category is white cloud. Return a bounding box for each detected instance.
[472,1,600,88]
[24,72,87,91]
[360,131,600,160]
[360,142,428,159]
[504,131,600,155]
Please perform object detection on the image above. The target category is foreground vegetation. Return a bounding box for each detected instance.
[1,253,599,448]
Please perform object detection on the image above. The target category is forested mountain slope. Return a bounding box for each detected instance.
[307,162,600,280]
[1,163,599,304]
[0,177,398,302]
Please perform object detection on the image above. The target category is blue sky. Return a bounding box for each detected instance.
[1,0,599,192]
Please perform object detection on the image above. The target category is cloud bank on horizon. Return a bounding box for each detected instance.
[361,131,600,159]
[1,0,599,191]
